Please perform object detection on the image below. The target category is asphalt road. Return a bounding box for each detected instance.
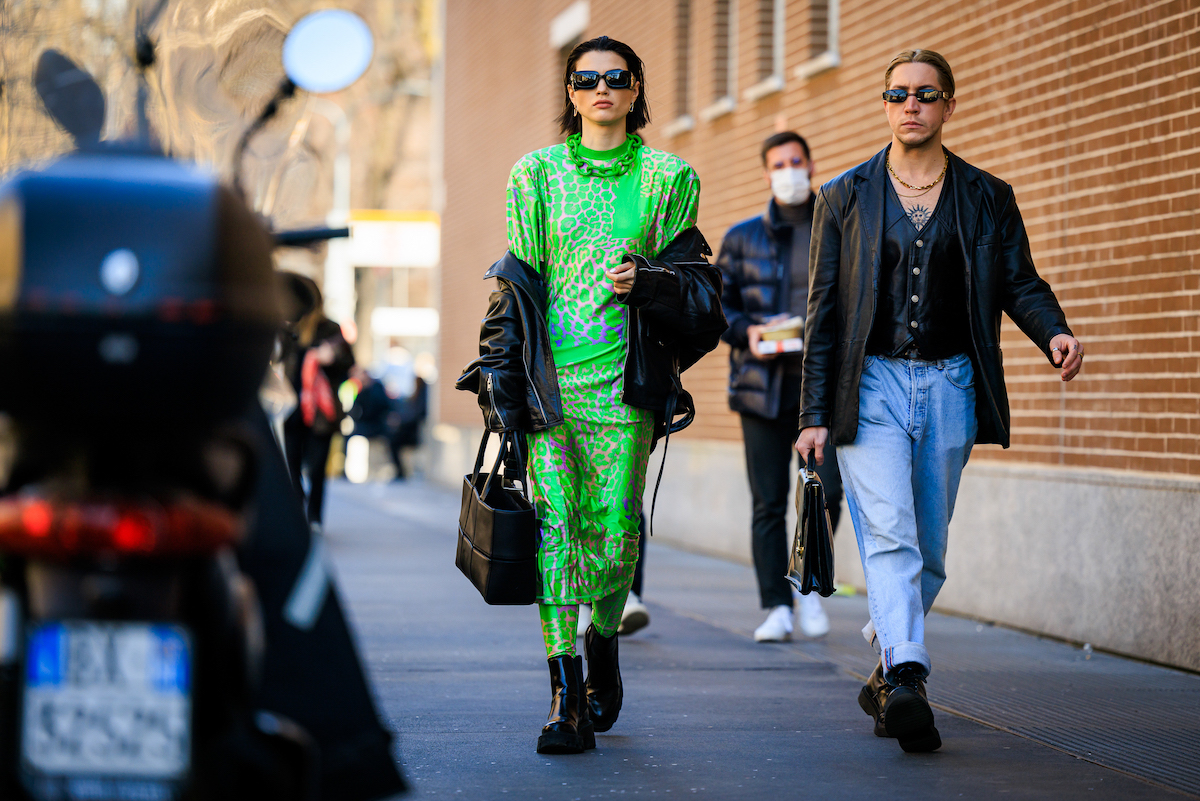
[322,479,1197,800]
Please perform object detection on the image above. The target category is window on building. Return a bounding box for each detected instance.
[663,0,696,136]
[701,0,737,120]
[794,0,841,80]
[675,0,691,118]
[713,0,734,100]
[745,0,785,100]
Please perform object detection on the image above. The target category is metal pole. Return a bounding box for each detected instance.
[310,97,355,326]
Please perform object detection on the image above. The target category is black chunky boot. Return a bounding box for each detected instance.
[584,624,623,733]
[574,655,596,750]
[856,660,891,738]
[880,662,940,753]
[536,655,585,754]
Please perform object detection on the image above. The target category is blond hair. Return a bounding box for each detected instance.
[884,50,955,98]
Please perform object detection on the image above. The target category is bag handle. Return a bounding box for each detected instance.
[475,430,530,500]
[802,453,820,482]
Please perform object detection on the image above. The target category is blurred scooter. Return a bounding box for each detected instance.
[0,10,396,801]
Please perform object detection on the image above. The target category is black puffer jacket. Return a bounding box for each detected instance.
[456,226,727,444]
[801,147,1072,448]
[716,199,807,419]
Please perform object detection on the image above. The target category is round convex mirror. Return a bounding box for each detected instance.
[283,9,374,94]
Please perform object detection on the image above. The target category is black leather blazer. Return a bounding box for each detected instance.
[457,226,728,444]
[800,147,1072,448]
[716,199,804,419]
[455,252,563,433]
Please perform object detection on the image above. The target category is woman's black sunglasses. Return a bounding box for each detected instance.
[883,89,951,103]
[570,70,634,90]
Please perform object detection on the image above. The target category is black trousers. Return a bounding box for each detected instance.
[285,418,334,525]
[740,410,843,609]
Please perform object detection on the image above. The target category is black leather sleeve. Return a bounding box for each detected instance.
[620,227,728,365]
[454,283,528,432]
[995,186,1072,360]
[716,231,752,348]
[799,186,841,431]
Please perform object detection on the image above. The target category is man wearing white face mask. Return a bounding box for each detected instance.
[717,132,843,643]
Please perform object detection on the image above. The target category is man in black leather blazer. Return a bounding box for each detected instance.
[795,50,1084,753]
[718,131,843,644]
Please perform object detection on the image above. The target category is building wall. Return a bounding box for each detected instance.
[437,0,1200,668]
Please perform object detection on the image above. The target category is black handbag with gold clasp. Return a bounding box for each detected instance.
[786,456,836,597]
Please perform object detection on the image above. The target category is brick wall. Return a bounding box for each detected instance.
[439,0,1200,477]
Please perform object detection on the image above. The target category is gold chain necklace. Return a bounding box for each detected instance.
[896,183,936,199]
[887,152,947,192]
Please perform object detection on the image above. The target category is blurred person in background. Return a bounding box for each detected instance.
[389,374,427,480]
[279,272,355,531]
[718,131,843,644]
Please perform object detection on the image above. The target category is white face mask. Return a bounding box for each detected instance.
[770,167,811,206]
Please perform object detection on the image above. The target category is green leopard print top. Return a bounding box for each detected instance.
[506,134,700,423]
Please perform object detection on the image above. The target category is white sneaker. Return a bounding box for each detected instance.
[577,604,591,637]
[753,605,794,642]
[618,591,650,636]
[798,593,831,638]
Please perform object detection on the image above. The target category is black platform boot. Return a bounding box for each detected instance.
[574,655,596,750]
[536,655,585,754]
[584,624,623,733]
[857,660,891,738]
[881,663,941,753]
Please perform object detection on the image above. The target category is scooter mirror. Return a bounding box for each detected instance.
[282,9,374,94]
[35,50,105,147]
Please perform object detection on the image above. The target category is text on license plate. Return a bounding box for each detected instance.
[22,621,192,779]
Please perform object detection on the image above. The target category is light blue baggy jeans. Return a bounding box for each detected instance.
[836,353,977,681]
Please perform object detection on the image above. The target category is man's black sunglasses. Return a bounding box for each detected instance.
[570,70,634,90]
[883,89,951,103]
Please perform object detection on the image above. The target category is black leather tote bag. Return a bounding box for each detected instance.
[456,430,540,605]
[786,457,836,597]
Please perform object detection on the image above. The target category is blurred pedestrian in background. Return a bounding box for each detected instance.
[279,272,355,531]
[795,49,1083,753]
[718,131,843,644]
[457,35,725,756]
[390,374,428,480]
[346,362,429,481]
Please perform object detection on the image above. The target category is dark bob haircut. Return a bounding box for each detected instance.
[557,36,651,136]
[760,131,811,165]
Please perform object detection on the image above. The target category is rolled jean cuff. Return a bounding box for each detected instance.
[883,643,930,681]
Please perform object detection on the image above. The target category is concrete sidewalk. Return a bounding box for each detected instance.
[322,479,1200,800]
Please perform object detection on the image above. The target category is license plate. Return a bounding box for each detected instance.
[21,621,192,788]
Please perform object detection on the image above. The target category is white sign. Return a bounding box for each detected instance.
[371,307,439,338]
[350,217,439,268]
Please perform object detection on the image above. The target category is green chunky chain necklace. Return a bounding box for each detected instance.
[565,133,642,177]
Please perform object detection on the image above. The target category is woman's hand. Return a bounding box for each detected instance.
[605,258,637,295]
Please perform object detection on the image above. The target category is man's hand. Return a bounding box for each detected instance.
[794,426,829,466]
[746,324,777,360]
[605,258,637,295]
[1049,333,1084,382]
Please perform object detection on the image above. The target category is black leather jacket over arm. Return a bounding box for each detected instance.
[800,148,1072,448]
[457,226,727,443]
[454,253,563,433]
[619,226,728,437]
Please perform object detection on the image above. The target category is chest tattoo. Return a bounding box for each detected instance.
[905,204,932,229]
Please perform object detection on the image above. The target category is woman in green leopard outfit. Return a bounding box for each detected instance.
[507,36,700,753]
